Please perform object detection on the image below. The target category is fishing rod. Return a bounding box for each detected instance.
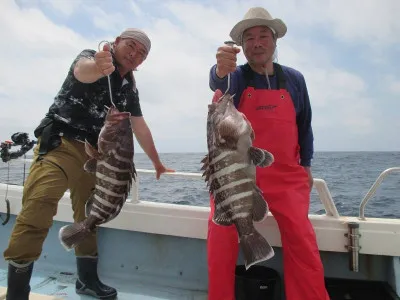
[1,132,37,163]
[0,132,37,225]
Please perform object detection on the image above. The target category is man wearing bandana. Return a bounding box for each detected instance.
[3,28,174,300]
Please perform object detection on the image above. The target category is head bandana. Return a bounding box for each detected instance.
[119,28,151,56]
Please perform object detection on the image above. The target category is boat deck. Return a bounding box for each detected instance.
[0,266,207,300]
[0,213,209,300]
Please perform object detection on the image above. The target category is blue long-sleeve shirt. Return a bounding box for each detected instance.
[209,64,314,167]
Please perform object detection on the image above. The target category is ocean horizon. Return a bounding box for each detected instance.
[1,151,399,219]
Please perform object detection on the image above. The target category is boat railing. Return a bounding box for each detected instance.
[358,167,400,220]
[8,158,341,218]
[128,168,341,218]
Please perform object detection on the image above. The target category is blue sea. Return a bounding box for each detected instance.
[0,152,399,219]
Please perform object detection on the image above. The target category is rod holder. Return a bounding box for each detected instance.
[345,222,361,272]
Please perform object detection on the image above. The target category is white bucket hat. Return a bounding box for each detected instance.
[230,7,287,46]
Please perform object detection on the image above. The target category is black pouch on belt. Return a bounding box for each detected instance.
[34,117,62,158]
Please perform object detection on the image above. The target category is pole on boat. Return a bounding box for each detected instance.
[345,222,361,272]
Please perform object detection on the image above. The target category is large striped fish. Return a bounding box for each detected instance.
[59,106,136,250]
[202,91,275,269]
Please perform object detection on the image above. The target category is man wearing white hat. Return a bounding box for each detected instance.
[207,7,330,300]
[3,28,174,300]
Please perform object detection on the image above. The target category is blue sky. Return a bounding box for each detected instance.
[0,0,399,153]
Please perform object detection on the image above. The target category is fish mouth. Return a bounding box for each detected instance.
[105,106,131,123]
[108,106,120,113]
[208,93,236,116]
[216,94,235,105]
[108,112,131,122]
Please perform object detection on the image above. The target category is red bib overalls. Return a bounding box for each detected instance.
[207,64,330,300]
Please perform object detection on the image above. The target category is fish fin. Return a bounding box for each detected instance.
[252,187,268,222]
[200,154,209,164]
[248,147,274,167]
[209,179,220,194]
[202,168,212,183]
[83,158,97,173]
[85,140,101,159]
[201,162,208,171]
[240,230,275,270]
[59,222,91,251]
[212,215,233,226]
[212,208,233,226]
[200,155,209,171]
[85,194,95,217]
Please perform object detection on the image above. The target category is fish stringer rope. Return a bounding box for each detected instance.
[98,40,116,108]
[223,40,237,98]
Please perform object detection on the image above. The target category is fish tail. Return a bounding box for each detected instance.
[240,230,275,270]
[58,222,91,251]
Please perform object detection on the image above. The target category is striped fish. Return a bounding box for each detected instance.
[59,106,136,250]
[202,93,275,269]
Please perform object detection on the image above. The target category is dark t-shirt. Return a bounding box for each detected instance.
[34,49,142,147]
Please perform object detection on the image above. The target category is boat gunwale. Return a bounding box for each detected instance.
[2,182,400,257]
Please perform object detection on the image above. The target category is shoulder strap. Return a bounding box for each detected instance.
[240,63,255,88]
[273,63,287,90]
[240,63,287,90]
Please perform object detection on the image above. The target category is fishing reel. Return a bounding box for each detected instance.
[1,132,37,163]
[0,132,36,225]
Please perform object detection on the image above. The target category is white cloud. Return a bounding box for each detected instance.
[130,1,143,16]
[47,0,82,17]
[165,1,238,45]
[0,0,94,126]
[85,6,128,33]
[389,80,400,95]
[326,0,400,45]
[306,67,374,135]
[271,34,376,136]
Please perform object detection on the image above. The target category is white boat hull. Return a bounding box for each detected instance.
[1,167,400,299]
